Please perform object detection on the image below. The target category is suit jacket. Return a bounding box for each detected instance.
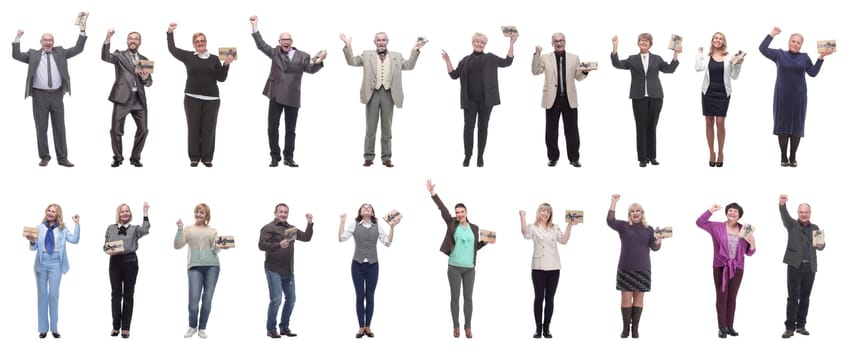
[431,194,486,266]
[252,32,322,108]
[102,44,153,107]
[343,46,419,108]
[449,52,513,108]
[610,52,678,99]
[531,51,587,109]
[694,52,742,96]
[12,33,87,98]
[30,223,81,274]
[779,204,824,272]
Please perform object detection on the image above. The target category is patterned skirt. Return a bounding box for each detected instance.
[616,269,651,292]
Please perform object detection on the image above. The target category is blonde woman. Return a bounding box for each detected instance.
[27,203,81,339]
[695,32,743,167]
[103,202,150,338]
[607,194,662,338]
[519,203,577,338]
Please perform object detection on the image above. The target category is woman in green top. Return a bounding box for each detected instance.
[426,179,490,339]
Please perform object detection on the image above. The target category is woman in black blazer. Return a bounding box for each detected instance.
[441,32,516,167]
[611,33,680,167]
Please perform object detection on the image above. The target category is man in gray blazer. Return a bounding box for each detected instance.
[102,29,152,168]
[251,16,325,168]
[12,25,87,167]
[779,194,825,339]
[531,33,589,168]
[341,32,425,167]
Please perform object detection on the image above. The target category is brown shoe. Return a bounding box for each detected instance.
[281,328,297,337]
[465,327,473,338]
[363,159,374,167]
[267,330,281,338]
[453,327,460,338]
[382,160,394,168]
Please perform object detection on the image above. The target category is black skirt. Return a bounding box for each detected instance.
[702,92,730,117]
[616,269,651,292]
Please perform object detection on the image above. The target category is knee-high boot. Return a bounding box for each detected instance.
[631,306,643,338]
[620,307,632,338]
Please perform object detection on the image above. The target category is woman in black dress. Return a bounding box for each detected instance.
[695,32,743,167]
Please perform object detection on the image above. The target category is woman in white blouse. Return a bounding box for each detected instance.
[519,203,577,339]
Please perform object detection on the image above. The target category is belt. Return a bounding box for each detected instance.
[33,88,59,93]
[801,260,811,264]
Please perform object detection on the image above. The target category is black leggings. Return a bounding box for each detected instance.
[531,269,560,327]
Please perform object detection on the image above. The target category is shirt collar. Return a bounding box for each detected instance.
[194,51,211,59]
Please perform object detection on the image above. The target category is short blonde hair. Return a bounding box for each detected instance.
[192,32,206,43]
[115,203,132,225]
[637,33,653,47]
[627,203,648,228]
[471,32,488,44]
[195,203,211,225]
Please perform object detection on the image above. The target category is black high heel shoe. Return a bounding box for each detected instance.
[716,153,724,167]
[709,152,716,167]
[111,329,120,337]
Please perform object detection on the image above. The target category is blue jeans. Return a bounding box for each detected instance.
[351,260,379,327]
[187,266,220,329]
[266,271,296,331]
[36,253,62,333]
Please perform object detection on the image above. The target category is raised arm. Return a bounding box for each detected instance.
[427,179,454,224]
[340,33,364,67]
[607,194,622,230]
[610,35,630,70]
[173,219,187,249]
[759,27,780,62]
[66,215,81,244]
[296,213,315,242]
[64,30,87,59]
[166,23,192,61]
[401,44,421,70]
[12,30,29,63]
[441,50,457,77]
[659,54,679,73]
[137,202,151,238]
[101,28,117,63]
[505,33,517,59]
[338,213,351,242]
[694,47,706,72]
[560,218,575,244]
[381,218,397,247]
[805,54,824,77]
[696,205,721,231]
[519,210,530,237]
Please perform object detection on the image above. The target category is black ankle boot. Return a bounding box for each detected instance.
[533,324,542,339]
[542,323,552,338]
[718,327,728,338]
[620,307,632,338]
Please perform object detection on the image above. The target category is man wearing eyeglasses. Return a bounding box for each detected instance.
[12,22,88,167]
[250,15,326,168]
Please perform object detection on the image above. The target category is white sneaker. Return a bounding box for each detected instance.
[198,330,208,339]
[184,328,197,338]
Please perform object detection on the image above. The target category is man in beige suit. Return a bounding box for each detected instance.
[531,33,589,167]
[341,32,424,167]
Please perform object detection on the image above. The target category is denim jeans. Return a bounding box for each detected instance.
[266,271,296,331]
[188,266,220,329]
[351,260,379,327]
[36,253,63,333]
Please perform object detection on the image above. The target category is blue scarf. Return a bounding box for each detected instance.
[43,221,58,255]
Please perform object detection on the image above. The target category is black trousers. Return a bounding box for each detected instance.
[463,101,493,158]
[631,98,663,162]
[110,92,148,162]
[184,96,220,162]
[110,252,139,330]
[785,262,816,330]
[545,95,580,162]
[32,89,69,162]
[531,269,560,328]
[267,99,299,161]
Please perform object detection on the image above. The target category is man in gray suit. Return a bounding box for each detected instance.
[531,33,590,168]
[341,32,425,167]
[250,16,326,168]
[12,25,87,167]
[102,29,152,168]
[779,194,825,339]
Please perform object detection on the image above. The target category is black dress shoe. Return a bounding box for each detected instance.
[639,161,647,167]
[269,159,279,167]
[533,330,542,339]
[709,161,716,167]
[543,331,552,339]
[190,161,199,167]
[58,160,75,167]
[796,327,809,335]
[462,158,470,167]
[716,162,723,167]
[718,328,728,338]
[202,161,213,167]
[789,161,797,167]
[382,160,394,168]
[570,161,581,168]
[649,159,659,165]
[355,330,365,339]
[726,327,739,336]
[52,333,61,339]
[548,160,557,167]
[111,160,122,167]
[267,330,281,338]
[283,159,299,167]
[281,328,297,337]
[782,329,794,338]
[477,159,484,167]
[364,330,374,338]
[39,332,47,339]
[130,160,143,167]
[39,159,49,167]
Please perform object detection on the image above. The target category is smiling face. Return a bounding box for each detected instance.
[538,207,552,225]
[45,205,58,222]
[628,206,643,224]
[359,204,374,218]
[726,208,740,222]
[637,33,652,53]
[551,34,565,53]
[472,38,487,53]
[374,33,388,54]
[192,33,207,54]
[455,206,467,223]
[278,32,292,52]
[118,204,132,225]
[711,32,726,51]
[788,34,803,53]
[275,204,289,223]
[798,204,811,224]
[40,33,54,53]
[127,32,141,53]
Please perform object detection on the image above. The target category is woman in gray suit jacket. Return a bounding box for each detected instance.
[611,33,680,167]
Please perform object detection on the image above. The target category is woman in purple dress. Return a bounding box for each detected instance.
[759,26,833,167]
[606,194,662,339]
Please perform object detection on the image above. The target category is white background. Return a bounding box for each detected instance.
[2,1,844,349]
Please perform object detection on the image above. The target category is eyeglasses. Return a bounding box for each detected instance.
[279,38,292,42]
[553,39,565,43]
[194,39,207,44]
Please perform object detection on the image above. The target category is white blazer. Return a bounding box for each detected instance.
[694,52,742,96]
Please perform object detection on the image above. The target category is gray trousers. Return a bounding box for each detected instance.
[110,92,148,162]
[32,89,68,161]
[364,88,394,161]
[447,265,475,328]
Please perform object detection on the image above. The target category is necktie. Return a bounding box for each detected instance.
[44,224,55,255]
[118,226,128,236]
[283,51,290,63]
[558,55,565,96]
[46,53,54,88]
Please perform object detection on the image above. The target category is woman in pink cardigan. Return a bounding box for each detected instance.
[695,203,756,339]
